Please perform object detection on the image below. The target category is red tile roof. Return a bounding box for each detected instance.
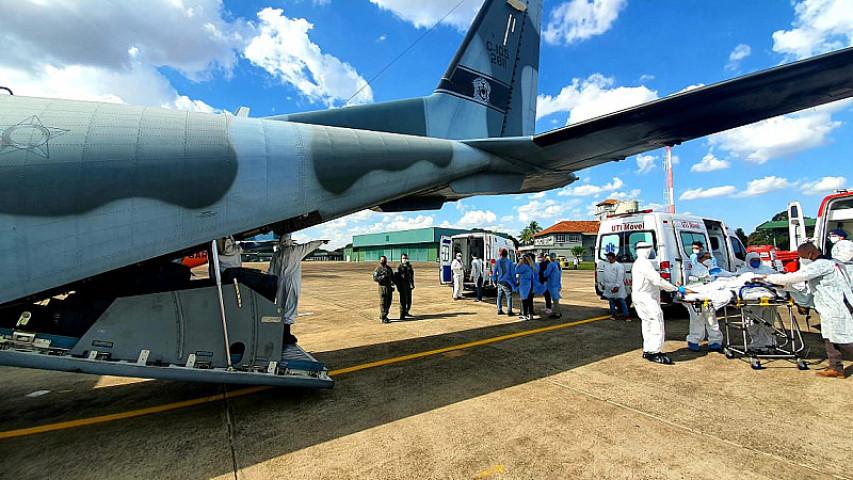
[596,199,619,206]
[533,220,601,237]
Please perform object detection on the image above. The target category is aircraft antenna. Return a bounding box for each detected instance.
[663,146,675,213]
[344,0,471,105]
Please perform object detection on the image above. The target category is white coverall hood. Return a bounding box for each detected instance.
[832,239,853,263]
[278,233,294,247]
[634,241,654,260]
[737,251,776,275]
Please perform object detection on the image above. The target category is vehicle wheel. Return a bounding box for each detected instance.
[724,348,735,359]
[750,358,762,370]
[797,359,809,370]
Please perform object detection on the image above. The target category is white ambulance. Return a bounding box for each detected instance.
[439,232,516,290]
[788,191,853,256]
[594,210,747,304]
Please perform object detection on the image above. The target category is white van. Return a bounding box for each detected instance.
[439,232,517,290]
[594,210,747,303]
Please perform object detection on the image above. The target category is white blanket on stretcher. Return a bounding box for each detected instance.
[681,273,785,310]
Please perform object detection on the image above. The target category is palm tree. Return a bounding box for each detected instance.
[570,246,587,263]
[527,221,542,234]
[519,227,533,244]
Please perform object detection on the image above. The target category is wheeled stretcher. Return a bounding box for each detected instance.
[719,285,808,370]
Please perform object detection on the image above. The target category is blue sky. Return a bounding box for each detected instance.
[2,0,852,248]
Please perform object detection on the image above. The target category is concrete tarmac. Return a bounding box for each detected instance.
[1,262,852,479]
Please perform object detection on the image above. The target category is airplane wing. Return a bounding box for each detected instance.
[465,45,853,172]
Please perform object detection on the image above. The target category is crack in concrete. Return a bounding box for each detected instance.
[222,385,240,480]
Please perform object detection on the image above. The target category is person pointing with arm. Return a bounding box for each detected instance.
[267,233,328,344]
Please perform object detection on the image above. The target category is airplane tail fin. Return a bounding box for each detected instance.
[270,0,541,140]
[428,0,541,139]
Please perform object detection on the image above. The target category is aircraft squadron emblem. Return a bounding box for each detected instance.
[472,77,491,103]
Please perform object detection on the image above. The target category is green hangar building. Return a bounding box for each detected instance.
[345,227,474,262]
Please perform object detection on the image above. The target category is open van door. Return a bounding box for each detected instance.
[439,236,452,285]
[788,201,807,250]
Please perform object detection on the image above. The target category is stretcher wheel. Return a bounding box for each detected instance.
[750,358,762,370]
[724,348,735,359]
[797,359,809,370]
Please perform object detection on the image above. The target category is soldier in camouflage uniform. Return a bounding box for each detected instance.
[373,256,395,323]
[395,253,415,319]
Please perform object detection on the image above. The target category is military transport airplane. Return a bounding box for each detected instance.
[1,0,853,387]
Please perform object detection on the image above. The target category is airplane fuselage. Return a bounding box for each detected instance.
[0,95,498,304]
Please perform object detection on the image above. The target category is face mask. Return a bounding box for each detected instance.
[402,259,408,264]
[799,258,812,266]
[648,250,656,259]
[380,260,387,266]
[830,236,841,244]
[701,259,712,267]
[749,260,761,269]
[692,249,701,255]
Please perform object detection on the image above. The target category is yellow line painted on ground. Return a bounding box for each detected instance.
[475,464,505,478]
[0,315,609,440]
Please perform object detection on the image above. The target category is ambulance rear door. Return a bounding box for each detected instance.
[788,201,808,251]
[439,236,452,285]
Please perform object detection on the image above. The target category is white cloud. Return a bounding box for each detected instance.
[244,8,373,107]
[772,0,853,60]
[708,103,847,164]
[636,154,656,174]
[543,0,628,45]
[800,176,847,195]
[608,189,642,201]
[0,0,249,110]
[737,176,797,197]
[537,74,657,124]
[457,210,497,227]
[368,0,480,31]
[690,152,730,172]
[675,84,705,94]
[378,34,387,42]
[726,44,751,71]
[679,186,736,201]
[643,202,669,212]
[529,192,547,199]
[516,199,581,223]
[558,177,624,196]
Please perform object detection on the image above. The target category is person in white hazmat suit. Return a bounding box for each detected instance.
[735,252,780,350]
[632,242,691,364]
[216,236,243,272]
[451,253,465,300]
[685,250,733,352]
[762,242,853,378]
[832,239,853,279]
[598,252,630,321]
[267,234,327,344]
